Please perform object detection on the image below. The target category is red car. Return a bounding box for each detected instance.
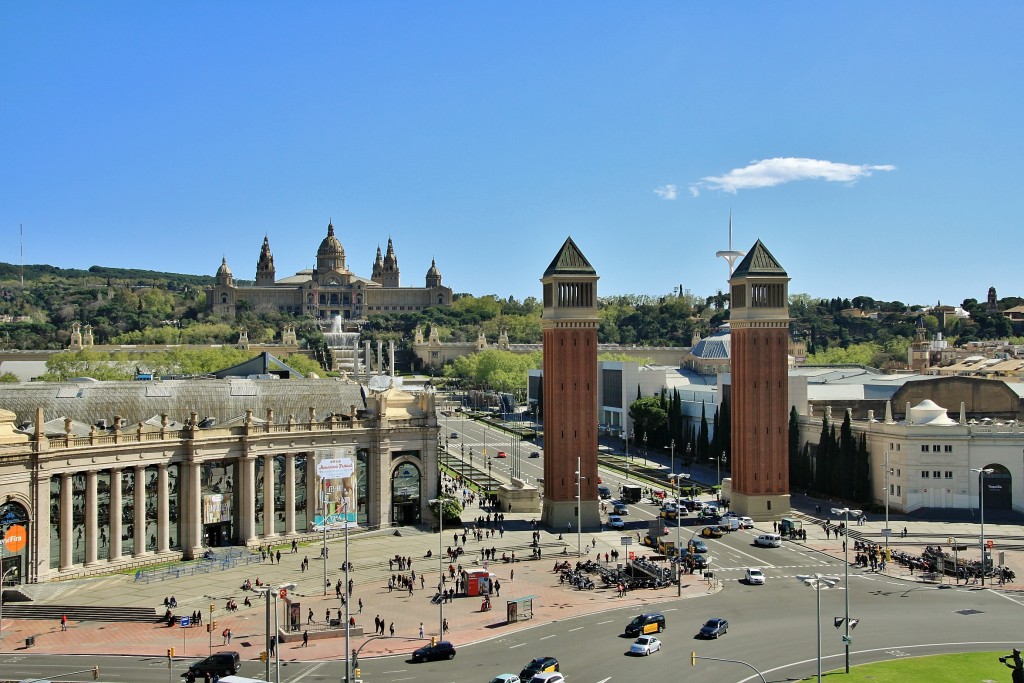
[496,451,508,458]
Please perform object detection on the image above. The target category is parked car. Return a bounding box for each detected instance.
[700,526,723,539]
[188,652,241,677]
[625,612,665,636]
[629,635,662,656]
[519,657,559,680]
[411,640,456,662]
[745,568,765,585]
[607,515,625,529]
[699,618,729,639]
[739,517,755,529]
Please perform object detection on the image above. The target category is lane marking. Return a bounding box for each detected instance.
[509,643,526,648]
[569,627,584,632]
[288,663,325,681]
[540,634,557,640]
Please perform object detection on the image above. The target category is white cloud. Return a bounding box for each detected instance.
[691,157,895,194]
[654,184,678,200]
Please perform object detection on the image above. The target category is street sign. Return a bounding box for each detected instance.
[279,588,288,599]
[880,528,891,537]
[987,539,994,549]
[317,457,355,479]
[620,536,632,546]
[180,616,190,628]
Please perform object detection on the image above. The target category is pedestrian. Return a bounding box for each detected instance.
[510,568,514,582]
[308,608,314,624]
[60,614,68,631]
[270,635,276,655]
[302,630,308,647]
[494,579,501,597]
[419,622,425,639]
[358,598,363,614]
[389,622,395,637]
[227,628,232,644]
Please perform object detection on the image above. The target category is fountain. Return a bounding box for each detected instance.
[323,316,362,375]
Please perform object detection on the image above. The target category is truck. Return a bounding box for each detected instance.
[621,484,643,503]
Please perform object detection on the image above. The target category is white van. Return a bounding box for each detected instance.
[754,533,782,548]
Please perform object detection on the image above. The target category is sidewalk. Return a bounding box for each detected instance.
[0,508,719,663]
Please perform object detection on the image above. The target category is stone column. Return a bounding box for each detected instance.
[133,465,146,556]
[242,456,257,543]
[34,474,52,583]
[284,454,296,536]
[157,464,170,553]
[59,473,72,571]
[187,462,203,558]
[109,469,122,561]
[85,470,98,566]
[263,454,276,538]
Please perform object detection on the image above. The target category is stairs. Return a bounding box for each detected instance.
[0,604,161,623]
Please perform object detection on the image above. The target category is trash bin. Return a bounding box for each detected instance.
[26,635,35,647]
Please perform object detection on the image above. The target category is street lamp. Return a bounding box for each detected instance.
[669,473,690,596]
[428,498,445,640]
[686,442,692,472]
[883,450,891,559]
[256,581,296,683]
[669,439,675,477]
[831,506,861,673]
[796,573,842,683]
[971,467,995,586]
[716,451,726,500]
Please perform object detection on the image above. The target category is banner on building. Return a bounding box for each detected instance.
[314,448,358,530]
[202,493,233,524]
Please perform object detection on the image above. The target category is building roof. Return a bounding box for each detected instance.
[213,352,305,380]
[730,239,787,278]
[0,378,367,427]
[543,236,596,277]
[689,325,732,360]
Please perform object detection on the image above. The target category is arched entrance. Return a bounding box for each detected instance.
[982,464,1012,511]
[1,500,30,586]
[391,463,421,525]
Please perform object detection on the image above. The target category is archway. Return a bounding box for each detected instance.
[982,464,1012,511]
[391,462,421,525]
[0,500,30,586]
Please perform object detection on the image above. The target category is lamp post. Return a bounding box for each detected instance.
[883,450,890,559]
[643,433,648,466]
[831,507,861,674]
[321,484,328,596]
[428,498,444,640]
[796,573,841,683]
[670,473,690,596]
[275,582,295,683]
[343,499,351,683]
[716,451,726,500]
[669,439,675,478]
[972,467,995,586]
[686,442,692,473]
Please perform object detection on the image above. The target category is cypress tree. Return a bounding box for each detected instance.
[788,406,801,488]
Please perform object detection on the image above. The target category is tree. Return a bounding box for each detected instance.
[788,406,802,488]
[628,396,667,449]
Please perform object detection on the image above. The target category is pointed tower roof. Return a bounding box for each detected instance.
[317,220,345,257]
[543,236,596,277]
[383,237,397,266]
[217,257,232,276]
[257,235,275,270]
[731,239,787,278]
[426,258,441,278]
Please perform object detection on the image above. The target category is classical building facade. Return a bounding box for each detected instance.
[540,237,600,530]
[0,378,440,584]
[208,222,453,319]
[729,240,791,519]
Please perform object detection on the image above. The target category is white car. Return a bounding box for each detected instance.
[629,635,662,656]
[607,515,625,529]
[529,674,565,683]
[739,517,754,529]
[489,676,522,683]
[745,568,765,585]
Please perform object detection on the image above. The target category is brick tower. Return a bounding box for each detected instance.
[729,240,791,519]
[540,237,601,531]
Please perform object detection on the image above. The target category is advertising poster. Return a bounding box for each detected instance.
[314,448,358,531]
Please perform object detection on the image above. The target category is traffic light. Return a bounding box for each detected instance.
[431,636,437,646]
[354,668,361,679]
[92,666,100,680]
[260,651,268,662]
[167,647,175,658]
[691,651,697,666]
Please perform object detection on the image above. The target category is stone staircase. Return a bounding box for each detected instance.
[0,603,161,623]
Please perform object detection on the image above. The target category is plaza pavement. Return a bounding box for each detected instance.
[2,491,1021,665]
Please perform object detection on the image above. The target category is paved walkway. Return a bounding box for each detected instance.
[2,491,1021,665]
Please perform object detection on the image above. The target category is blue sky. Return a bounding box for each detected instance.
[2,3,1021,307]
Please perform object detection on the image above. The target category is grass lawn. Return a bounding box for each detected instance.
[801,651,1016,681]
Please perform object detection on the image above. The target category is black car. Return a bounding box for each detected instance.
[520,656,559,680]
[187,651,240,677]
[699,618,729,638]
[411,640,456,662]
[679,551,708,569]
[530,451,541,458]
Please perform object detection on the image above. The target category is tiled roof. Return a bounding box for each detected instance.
[731,239,787,278]
[543,237,596,277]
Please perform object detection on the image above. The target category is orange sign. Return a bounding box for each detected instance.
[3,524,27,553]
[986,540,994,549]
[279,588,288,599]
